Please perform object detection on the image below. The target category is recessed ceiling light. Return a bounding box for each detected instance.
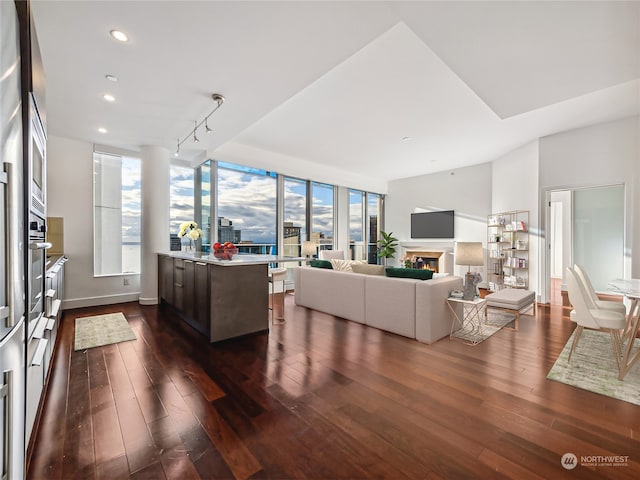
[105,74,118,82]
[103,93,115,102]
[402,136,411,141]
[98,127,107,133]
[110,30,128,42]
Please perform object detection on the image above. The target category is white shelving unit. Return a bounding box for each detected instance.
[487,210,529,292]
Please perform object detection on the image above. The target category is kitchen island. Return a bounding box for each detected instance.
[158,252,302,342]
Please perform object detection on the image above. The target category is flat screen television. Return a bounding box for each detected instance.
[411,210,455,239]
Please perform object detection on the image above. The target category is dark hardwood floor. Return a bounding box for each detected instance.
[27,294,640,479]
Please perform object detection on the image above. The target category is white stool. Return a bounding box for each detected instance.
[268,267,287,324]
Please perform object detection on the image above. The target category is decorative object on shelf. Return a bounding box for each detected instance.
[455,242,484,300]
[377,231,398,266]
[213,241,238,260]
[174,93,225,157]
[401,253,413,268]
[301,240,317,259]
[178,221,203,252]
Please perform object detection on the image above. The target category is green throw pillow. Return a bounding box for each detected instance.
[385,267,434,280]
[310,259,333,269]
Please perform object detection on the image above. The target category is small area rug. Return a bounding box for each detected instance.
[547,329,640,406]
[451,311,515,344]
[74,312,136,351]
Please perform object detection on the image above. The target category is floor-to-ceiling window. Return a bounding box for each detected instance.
[367,192,381,264]
[311,182,334,253]
[217,162,277,254]
[93,152,141,275]
[191,160,382,260]
[283,176,307,257]
[349,189,381,264]
[169,164,195,249]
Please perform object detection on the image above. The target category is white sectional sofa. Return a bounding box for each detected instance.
[294,266,463,344]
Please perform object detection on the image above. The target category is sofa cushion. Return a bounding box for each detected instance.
[351,263,385,276]
[309,259,333,269]
[386,267,434,280]
[330,259,366,272]
[319,250,346,260]
[294,267,366,324]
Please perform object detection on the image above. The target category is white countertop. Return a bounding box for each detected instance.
[159,251,305,266]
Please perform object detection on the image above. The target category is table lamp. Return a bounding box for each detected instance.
[455,242,484,300]
[301,241,316,260]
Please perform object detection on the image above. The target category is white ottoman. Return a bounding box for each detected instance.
[485,289,536,327]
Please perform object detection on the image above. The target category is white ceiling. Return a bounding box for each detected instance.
[32,1,640,190]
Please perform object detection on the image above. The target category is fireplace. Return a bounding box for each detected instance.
[410,254,439,272]
[399,244,454,274]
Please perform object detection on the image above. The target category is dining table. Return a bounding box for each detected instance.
[608,278,640,379]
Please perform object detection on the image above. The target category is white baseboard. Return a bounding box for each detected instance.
[62,292,140,310]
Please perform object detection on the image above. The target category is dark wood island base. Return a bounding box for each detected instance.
[159,254,270,342]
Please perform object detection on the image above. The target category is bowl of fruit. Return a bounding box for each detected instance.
[213,242,239,260]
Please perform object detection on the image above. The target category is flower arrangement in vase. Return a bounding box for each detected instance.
[178,221,203,252]
[400,253,414,268]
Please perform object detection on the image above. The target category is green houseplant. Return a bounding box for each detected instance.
[377,231,398,266]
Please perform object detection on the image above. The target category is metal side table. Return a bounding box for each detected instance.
[447,297,488,345]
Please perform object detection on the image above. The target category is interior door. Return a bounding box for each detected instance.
[572,185,624,292]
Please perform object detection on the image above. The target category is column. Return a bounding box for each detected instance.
[139,146,170,305]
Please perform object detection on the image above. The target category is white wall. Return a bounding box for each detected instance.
[539,116,639,278]
[46,135,140,308]
[386,163,491,277]
[491,141,540,297]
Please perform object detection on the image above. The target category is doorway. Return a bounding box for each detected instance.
[545,184,625,305]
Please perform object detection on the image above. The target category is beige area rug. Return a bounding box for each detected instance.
[450,311,516,344]
[547,329,640,406]
[74,312,137,351]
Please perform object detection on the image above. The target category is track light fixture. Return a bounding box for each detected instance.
[174,93,225,156]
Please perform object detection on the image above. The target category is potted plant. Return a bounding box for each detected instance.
[377,231,398,266]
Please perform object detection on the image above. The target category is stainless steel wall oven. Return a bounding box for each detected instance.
[27,215,49,337]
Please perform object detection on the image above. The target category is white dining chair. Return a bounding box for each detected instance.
[566,267,627,371]
[574,264,627,315]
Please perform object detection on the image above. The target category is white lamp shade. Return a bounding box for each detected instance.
[301,241,317,257]
[455,242,484,266]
